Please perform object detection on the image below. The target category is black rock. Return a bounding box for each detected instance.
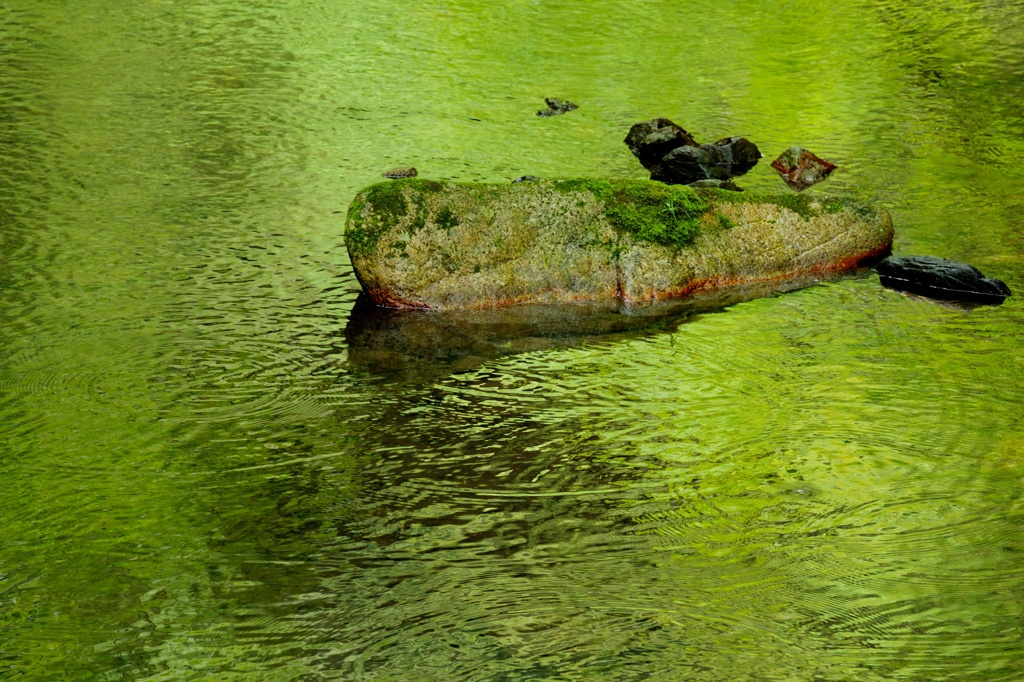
[512,175,539,183]
[624,118,699,170]
[650,146,717,184]
[876,255,1011,304]
[650,137,762,185]
[712,137,762,176]
[537,97,578,117]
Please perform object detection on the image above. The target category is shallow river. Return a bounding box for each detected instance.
[2,1,1024,680]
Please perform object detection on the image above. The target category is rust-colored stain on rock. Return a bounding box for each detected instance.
[345,179,893,310]
[770,147,837,191]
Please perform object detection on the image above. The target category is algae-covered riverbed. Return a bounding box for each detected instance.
[2,1,1023,680]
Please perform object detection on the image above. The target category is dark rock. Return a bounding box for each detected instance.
[687,179,744,192]
[512,175,539,183]
[624,118,699,170]
[876,255,1011,304]
[384,167,417,179]
[651,146,717,184]
[770,147,837,191]
[713,137,762,176]
[651,137,762,185]
[537,97,578,117]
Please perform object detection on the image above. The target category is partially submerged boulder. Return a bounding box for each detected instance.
[345,178,893,310]
[876,255,1010,304]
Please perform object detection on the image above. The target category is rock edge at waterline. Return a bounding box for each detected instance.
[345,178,894,310]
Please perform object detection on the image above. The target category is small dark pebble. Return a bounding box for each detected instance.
[537,97,578,117]
[512,175,539,183]
[876,255,1011,304]
[770,147,836,191]
[384,167,417,179]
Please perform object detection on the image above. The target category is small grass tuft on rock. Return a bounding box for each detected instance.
[605,180,708,248]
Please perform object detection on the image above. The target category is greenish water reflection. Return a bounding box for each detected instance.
[1,0,1023,679]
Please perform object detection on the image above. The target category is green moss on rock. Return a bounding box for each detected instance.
[606,180,708,248]
[345,183,408,257]
[552,179,613,200]
[365,181,409,223]
[345,179,451,257]
[345,193,375,257]
[437,206,459,231]
[343,177,894,310]
[553,179,709,248]
[709,189,855,220]
[346,177,884,262]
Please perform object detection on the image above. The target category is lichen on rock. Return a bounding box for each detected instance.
[345,178,893,310]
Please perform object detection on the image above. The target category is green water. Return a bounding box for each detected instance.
[2,1,1023,679]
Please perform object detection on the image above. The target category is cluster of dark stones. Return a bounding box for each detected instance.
[624,118,762,190]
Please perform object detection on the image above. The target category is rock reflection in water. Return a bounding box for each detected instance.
[344,272,868,380]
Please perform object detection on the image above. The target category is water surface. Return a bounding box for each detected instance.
[1,1,1023,679]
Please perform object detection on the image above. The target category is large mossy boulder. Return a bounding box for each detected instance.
[345,178,893,310]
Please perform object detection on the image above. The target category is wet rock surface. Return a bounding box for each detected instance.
[623,118,762,186]
[876,255,1011,304]
[712,136,762,176]
[384,166,418,179]
[770,146,837,191]
[624,118,699,170]
[537,97,578,117]
[650,137,762,185]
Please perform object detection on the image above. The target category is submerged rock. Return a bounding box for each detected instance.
[537,97,578,117]
[876,255,1011,304]
[384,167,418,179]
[770,147,837,191]
[624,118,699,171]
[345,178,893,310]
[650,137,762,185]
